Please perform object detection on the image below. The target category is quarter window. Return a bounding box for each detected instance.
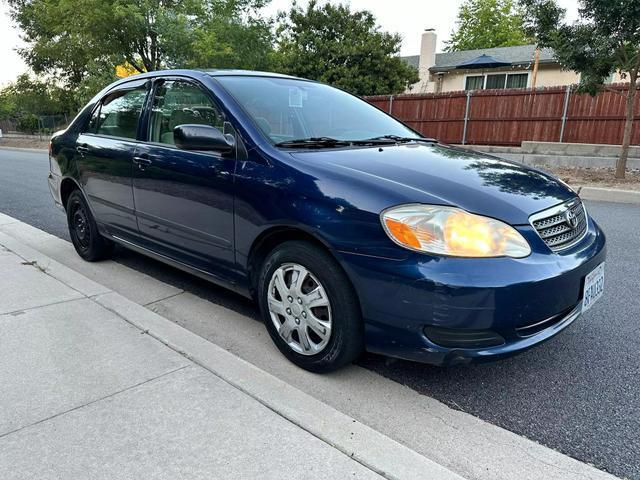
[149,80,224,145]
[93,86,147,139]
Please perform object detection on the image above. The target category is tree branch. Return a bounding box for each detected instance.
[125,55,146,73]
[136,39,152,72]
[602,84,627,97]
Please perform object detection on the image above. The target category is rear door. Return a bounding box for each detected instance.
[76,80,149,237]
[132,78,237,276]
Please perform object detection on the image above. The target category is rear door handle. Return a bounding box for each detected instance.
[133,156,152,170]
[76,145,89,155]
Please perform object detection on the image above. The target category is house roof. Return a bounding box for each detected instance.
[401,45,557,72]
[403,55,420,69]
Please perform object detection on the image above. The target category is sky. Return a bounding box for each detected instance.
[0,0,580,86]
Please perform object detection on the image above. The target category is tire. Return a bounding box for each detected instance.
[66,189,114,262]
[258,241,363,373]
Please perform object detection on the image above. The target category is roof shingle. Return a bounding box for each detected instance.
[401,45,557,71]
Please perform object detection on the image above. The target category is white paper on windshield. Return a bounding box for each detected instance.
[289,87,304,108]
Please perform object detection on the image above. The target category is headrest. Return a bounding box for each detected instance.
[169,109,203,130]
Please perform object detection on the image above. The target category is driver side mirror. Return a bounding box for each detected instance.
[173,124,235,153]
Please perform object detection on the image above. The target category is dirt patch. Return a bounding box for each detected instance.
[545,166,640,191]
[0,138,50,150]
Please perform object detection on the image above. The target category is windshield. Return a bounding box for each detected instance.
[215,76,418,145]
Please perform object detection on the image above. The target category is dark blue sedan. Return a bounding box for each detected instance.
[48,69,606,372]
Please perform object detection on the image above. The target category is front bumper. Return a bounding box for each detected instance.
[337,216,606,366]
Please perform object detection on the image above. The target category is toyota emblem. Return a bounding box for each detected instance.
[564,209,578,228]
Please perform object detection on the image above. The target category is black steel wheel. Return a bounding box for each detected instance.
[66,189,114,261]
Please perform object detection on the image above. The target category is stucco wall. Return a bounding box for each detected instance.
[407,65,586,93]
[533,68,581,88]
[433,65,582,92]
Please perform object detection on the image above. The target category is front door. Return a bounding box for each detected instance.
[132,79,236,275]
[76,80,148,237]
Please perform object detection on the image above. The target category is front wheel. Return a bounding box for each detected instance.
[66,189,114,262]
[258,241,363,373]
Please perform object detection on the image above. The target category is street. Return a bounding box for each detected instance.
[1,148,638,479]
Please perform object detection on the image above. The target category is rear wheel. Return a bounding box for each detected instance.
[66,189,114,261]
[258,241,363,373]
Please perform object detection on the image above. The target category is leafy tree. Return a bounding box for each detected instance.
[8,0,273,87]
[445,0,532,52]
[274,1,418,95]
[0,74,76,118]
[522,0,640,178]
[17,114,40,133]
[186,3,274,71]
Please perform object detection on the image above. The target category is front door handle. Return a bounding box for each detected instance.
[133,156,152,170]
[76,145,89,155]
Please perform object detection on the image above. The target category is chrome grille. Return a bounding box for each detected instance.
[530,198,588,251]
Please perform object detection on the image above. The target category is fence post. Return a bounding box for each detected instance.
[462,91,472,145]
[559,85,571,143]
[388,95,394,115]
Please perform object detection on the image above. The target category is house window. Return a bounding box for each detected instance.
[465,76,484,91]
[506,73,528,88]
[465,72,529,91]
[486,74,507,89]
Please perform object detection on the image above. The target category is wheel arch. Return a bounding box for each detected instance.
[247,226,354,301]
[60,177,82,210]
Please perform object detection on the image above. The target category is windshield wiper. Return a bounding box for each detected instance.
[274,135,438,149]
[274,137,351,148]
[361,135,438,144]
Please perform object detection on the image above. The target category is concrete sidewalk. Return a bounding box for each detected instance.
[0,218,462,479]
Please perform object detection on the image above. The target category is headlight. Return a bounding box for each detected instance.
[381,204,531,258]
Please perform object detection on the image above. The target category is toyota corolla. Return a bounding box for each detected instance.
[48,70,606,372]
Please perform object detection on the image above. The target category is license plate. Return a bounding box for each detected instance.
[582,263,605,313]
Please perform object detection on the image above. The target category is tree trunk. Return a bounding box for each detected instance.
[617,72,637,179]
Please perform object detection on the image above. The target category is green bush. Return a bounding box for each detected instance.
[17,114,39,134]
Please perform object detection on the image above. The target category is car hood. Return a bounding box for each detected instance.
[290,143,575,225]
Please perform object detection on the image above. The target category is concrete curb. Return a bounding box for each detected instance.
[0,145,49,153]
[0,230,111,298]
[95,292,464,480]
[577,186,640,204]
[0,211,464,480]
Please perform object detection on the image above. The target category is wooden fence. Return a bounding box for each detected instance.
[366,84,640,146]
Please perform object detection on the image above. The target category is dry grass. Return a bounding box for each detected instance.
[0,138,50,150]
[548,166,640,191]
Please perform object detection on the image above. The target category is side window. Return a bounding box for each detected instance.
[93,86,147,139]
[149,80,225,145]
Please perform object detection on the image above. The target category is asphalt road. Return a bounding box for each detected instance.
[1,147,638,479]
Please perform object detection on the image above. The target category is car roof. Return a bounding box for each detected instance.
[101,69,317,100]
[112,68,305,83]
[203,69,302,80]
